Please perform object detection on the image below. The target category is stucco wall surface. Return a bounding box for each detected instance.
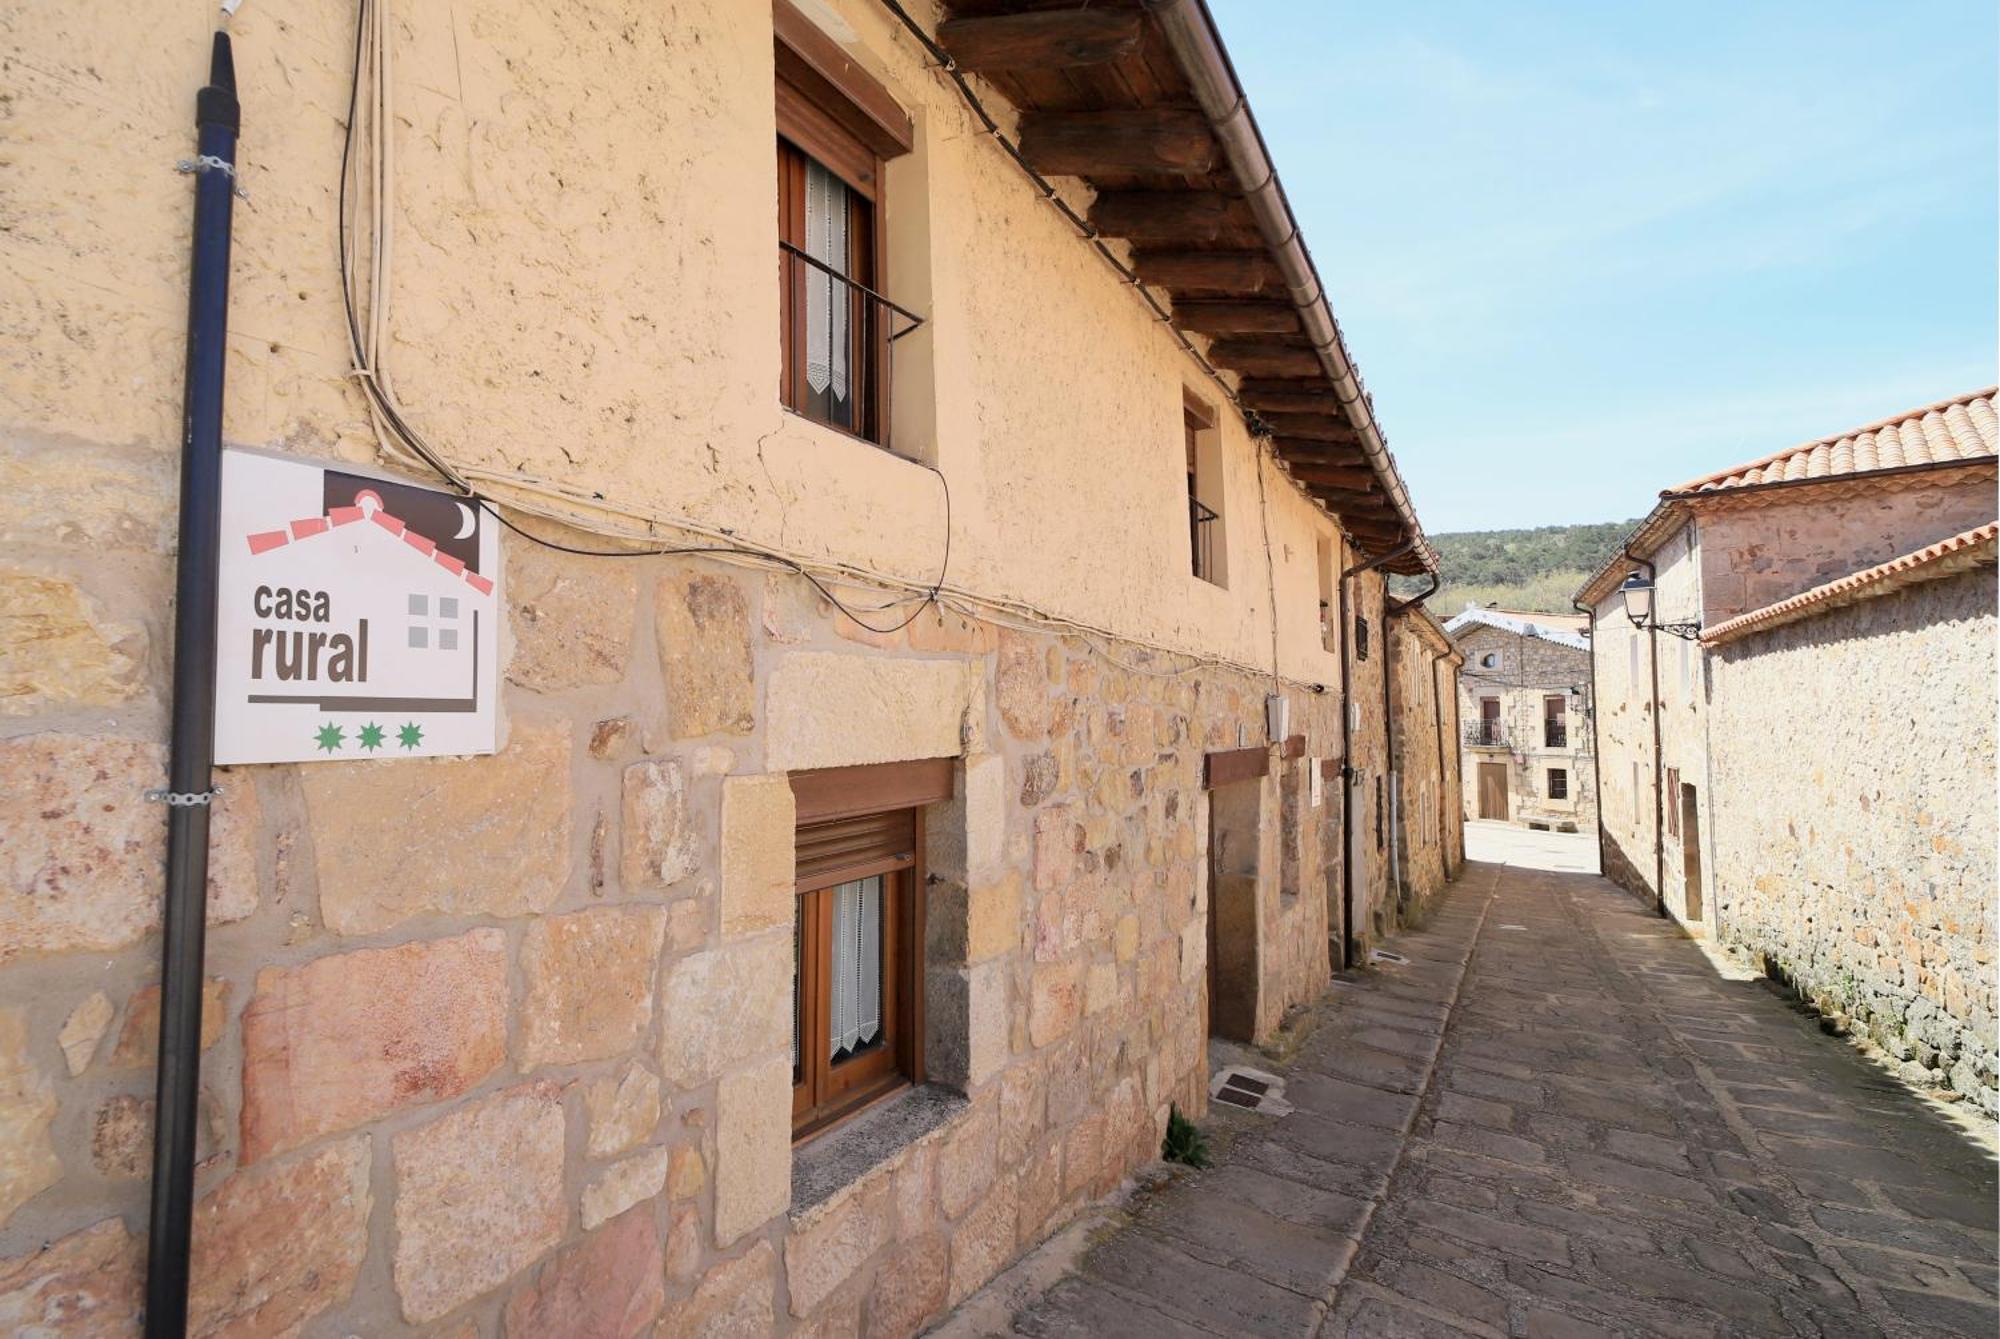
[1706,569,1997,1113]
[0,0,1354,688]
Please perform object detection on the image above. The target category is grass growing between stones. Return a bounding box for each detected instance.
[1160,1104,1211,1169]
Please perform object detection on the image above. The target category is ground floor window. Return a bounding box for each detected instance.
[1548,767,1568,800]
[790,759,951,1139]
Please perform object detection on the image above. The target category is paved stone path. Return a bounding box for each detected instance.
[937,859,1999,1337]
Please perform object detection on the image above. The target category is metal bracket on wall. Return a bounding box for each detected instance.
[144,786,224,807]
[175,155,249,200]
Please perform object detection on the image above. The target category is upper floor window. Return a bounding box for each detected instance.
[1354,614,1370,661]
[1185,394,1226,586]
[1543,694,1567,748]
[1316,536,1337,652]
[775,3,916,449]
[1479,651,1500,669]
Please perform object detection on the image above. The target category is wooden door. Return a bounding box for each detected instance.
[1680,783,1704,920]
[1477,763,1508,820]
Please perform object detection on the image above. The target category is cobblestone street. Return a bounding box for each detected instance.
[938,846,1999,1337]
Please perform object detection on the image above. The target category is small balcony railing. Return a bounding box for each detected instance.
[780,241,925,450]
[1190,495,1219,582]
[1465,720,1505,748]
[1543,720,1567,748]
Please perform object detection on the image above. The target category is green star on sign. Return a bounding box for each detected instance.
[314,723,344,753]
[357,722,386,751]
[397,722,424,750]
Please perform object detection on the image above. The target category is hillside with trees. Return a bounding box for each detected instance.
[1392,519,1639,614]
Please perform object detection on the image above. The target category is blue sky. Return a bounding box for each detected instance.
[1212,2,1998,533]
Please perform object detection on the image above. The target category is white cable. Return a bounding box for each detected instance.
[340,0,1340,694]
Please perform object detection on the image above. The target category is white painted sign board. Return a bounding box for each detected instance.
[214,448,501,764]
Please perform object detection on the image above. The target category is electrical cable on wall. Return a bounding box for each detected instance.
[330,0,1348,686]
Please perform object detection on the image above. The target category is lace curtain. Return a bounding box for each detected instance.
[803,159,850,404]
[828,875,882,1059]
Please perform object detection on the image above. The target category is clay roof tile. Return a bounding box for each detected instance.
[1671,387,1997,496]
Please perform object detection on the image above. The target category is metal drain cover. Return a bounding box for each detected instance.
[1370,949,1409,965]
[1209,1065,1293,1116]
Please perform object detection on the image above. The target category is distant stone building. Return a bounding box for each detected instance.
[1447,606,1597,833]
[1578,388,1997,1113]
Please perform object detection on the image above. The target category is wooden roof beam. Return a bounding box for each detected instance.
[1286,464,1377,490]
[1089,191,1251,244]
[1239,382,1345,414]
[1016,110,1217,176]
[1258,411,1358,443]
[1271,437,1369,465]
[1311,488,1384,512]
[936,10,1144,72]
[1131,251,1283,294]
[1172,301,1300,336]
[1206,341,1320,378]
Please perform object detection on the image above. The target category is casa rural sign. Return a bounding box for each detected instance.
[213,448,501,764]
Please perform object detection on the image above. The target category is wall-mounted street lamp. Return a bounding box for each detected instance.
[1619,571,1702,641]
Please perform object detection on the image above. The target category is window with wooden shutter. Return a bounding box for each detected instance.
[789,758,951,1139]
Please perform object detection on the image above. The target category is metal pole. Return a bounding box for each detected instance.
[146,30,239,1338]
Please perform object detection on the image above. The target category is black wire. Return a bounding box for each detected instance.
[334,0,950,638]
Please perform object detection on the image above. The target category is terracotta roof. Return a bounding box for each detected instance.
[246,492,495,596]
[1701,521,1997,647]
[1672,388,1997,495]
[1575,387,2000,608]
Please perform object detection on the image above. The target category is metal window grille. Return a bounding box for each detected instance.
[1190,495,1219,581]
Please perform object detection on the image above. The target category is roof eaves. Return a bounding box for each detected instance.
[1572,498,1691,608]
[1146,0,1436,573]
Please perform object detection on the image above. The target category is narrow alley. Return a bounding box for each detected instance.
[938,833,2000,1337]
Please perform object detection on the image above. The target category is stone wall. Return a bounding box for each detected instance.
[1696,469,1997,624]
[1707,568,1997,1114]
[1454,623,1597,834]
[1388,608,1462,921]
[0,542,1351,1335]
[1344,571,1396,952]
[1588,516,1709,921]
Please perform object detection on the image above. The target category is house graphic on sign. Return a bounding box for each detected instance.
[241,488,494,713]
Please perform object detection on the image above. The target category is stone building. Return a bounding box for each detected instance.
[1578,389,1997,1112]
[1446,606,1597,833]
[0,2,1458,1335]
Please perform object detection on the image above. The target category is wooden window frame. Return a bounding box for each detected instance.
[1184,393,1221,586]
[789,759,952,1142]
[774,2,911,452]
[1665,767,1681,838]
[776,137,884,443]
[1548,767,1569,800]
[792,837,920,1138]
